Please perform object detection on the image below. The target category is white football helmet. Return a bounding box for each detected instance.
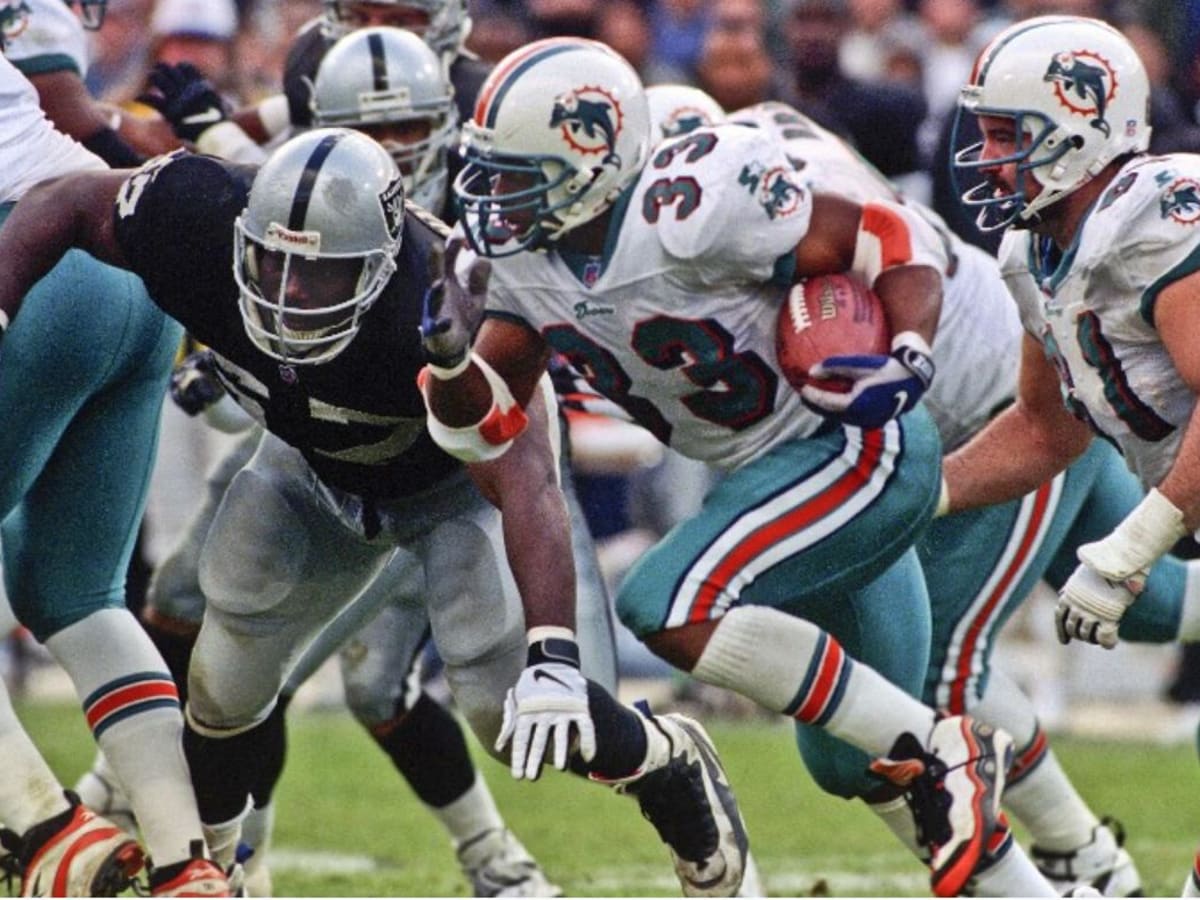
[953,15,1151,231]
[455,37,650,257]
[321,0,470,60]
[311,26,456,214]
[234,128,404,365]
[645,84,725,143]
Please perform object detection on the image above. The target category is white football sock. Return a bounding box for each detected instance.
[868,795,926,861]
[432,774,505,849]
[45,608,202,867]
[693,605,935,756]
[972,668,1097,850]
[970,840,1057,896]
[0,680,68,833]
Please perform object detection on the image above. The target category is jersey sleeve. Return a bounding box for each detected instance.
[113,152,249,312]
[4,0,89,76]
[1099,157,1200,328]
[649,124,812,284]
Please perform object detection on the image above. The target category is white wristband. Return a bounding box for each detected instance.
[0,308,10,332]
[1078,487,1187,581]
[425,354,472,381]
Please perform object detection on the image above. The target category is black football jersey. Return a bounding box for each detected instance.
[113,151,462,500]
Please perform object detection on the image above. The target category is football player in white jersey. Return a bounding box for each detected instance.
[0,54,227,896]
[422,36,1037,898]
[2,0,178,165]
[943,15,1200,894]
[730,98,1200,895]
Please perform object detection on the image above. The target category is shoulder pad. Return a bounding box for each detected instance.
[649,125,811,265]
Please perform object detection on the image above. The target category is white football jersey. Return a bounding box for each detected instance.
[734,102,1021,451]
[472,124,821,470]
[999,153,1200,489]
[0,53,104,203]
[2,0,89,77]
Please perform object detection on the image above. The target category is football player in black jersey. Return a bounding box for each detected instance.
[118,29,571,896]
[0,128,751,896]
[129,26,623,895]
[228,1,489,160]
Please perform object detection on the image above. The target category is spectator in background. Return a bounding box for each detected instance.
[463,1,532,63]
[648,0,711,82]
[523,0,601,38]
[149,0,241,99]
[84,0,155,102]
[782,0,927,181]
[595,1,656,83]
[839,0,923,82]
[695,17,779,111]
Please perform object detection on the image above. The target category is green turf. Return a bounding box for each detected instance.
[14,700,1200,896]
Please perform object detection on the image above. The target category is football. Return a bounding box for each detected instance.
[775,273,891,393]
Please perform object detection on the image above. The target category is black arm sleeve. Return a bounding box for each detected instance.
[81,127,145,168]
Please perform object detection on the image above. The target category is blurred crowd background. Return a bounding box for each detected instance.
[89,0,1200,258]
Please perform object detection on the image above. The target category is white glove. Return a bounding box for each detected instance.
[1055,488,1188,649]
[1055,562,1137,649]
[495,652,597,781]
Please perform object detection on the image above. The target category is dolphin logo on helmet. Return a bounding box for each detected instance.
[1043,50,1115,137]
[549,89,621,161]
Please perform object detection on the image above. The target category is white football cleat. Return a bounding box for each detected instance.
[2,794,145,897]
[457,828,561,897]
[618,713,749,897]
[1033,819,1142,897]
[871,715,1011,898]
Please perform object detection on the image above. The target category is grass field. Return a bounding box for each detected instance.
[14,699,1200,897]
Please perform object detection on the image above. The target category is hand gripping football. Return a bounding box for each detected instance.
[776,273,891,393]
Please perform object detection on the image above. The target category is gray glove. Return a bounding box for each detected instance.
[419,238,491,370]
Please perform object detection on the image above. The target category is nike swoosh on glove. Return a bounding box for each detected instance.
[801,331,935,430]
[495,655,596,781]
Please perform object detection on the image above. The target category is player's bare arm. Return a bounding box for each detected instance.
[941,331,1092,514]
[0,169,129,324]
[794,192,943,346]
[468,380,577,633]
[1149,270,1200,531]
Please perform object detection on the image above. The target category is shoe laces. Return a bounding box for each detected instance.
[632,755,719,864]
[870,731,998,853]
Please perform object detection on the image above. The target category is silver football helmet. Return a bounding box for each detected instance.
[234,128,404,365]
[321,0,471,60]
[456,37,650,257]
[312,26,456,214]
[953,15,1151,231]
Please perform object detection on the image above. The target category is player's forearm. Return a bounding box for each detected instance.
[467,384,577,632]
[1156,409,1200,532]
[942,401,1090,514]
[0,179,83,324]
